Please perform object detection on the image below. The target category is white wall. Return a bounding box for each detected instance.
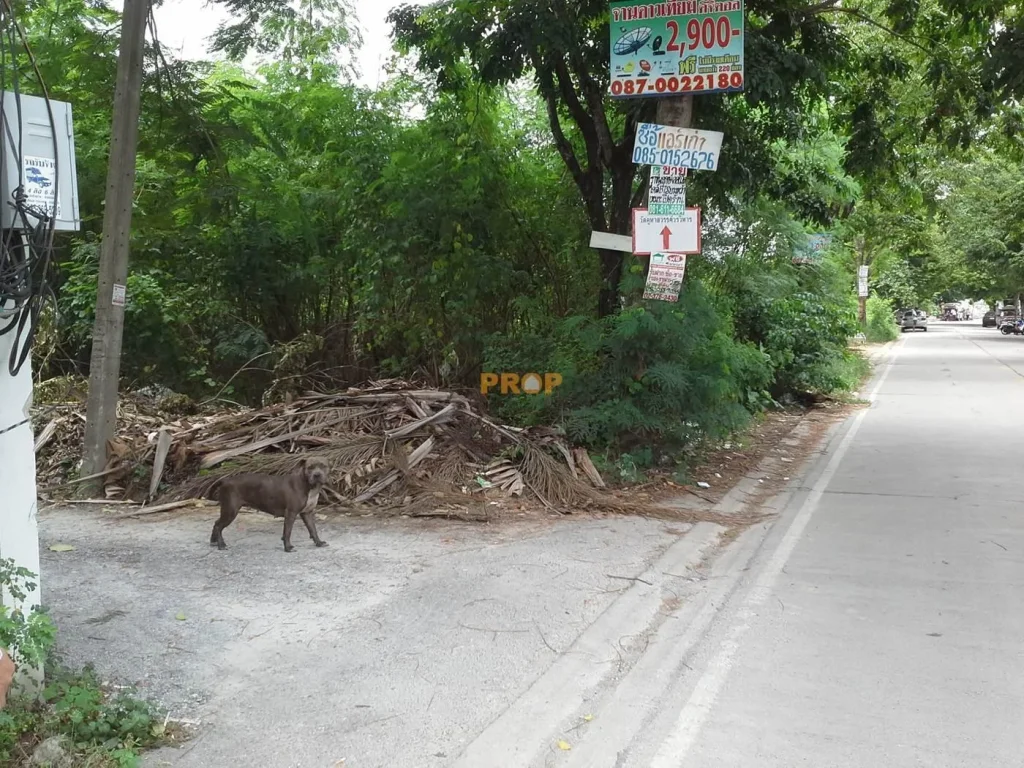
[0,317,41,615]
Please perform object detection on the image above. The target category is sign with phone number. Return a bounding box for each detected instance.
[635,145,717,170]
[609,0,745,99]
[632,123,724,171]
[611,71,744,97]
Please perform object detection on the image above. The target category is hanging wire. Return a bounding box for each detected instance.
[0,0,59,377]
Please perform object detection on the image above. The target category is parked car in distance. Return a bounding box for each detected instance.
[900,309,928,332]
[983,310,997,327]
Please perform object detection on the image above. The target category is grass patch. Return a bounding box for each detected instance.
[823,348,873,405]
[835,349,872,391]
[0,664,177,767]
[1,559,178,767]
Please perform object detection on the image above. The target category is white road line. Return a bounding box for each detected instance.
[648,339,903,767]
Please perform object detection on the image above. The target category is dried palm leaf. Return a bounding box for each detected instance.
[519,443,609,510]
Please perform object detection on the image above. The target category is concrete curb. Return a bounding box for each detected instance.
[451,521,724,768]
[557,341,909,765]
[451,405,842,767]
[632,343,905,766]
[562,387,872,766]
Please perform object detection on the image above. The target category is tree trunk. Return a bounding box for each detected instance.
[597,248,623,317]
[656,95,694,128]
[598,143,644,317]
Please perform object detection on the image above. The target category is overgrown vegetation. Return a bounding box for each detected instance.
[865,296,900,343]
[0,561,167,766]
[0,560,56,671]
[20,0,1024,465]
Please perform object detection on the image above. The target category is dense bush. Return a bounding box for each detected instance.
[484,281,773,453]
[0,559,55,671]
[866,295,900,342]
[721,257,860,398]
[760,290,859,395]
[54,240,259,394]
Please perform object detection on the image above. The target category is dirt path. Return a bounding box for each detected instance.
[40,507,696,767]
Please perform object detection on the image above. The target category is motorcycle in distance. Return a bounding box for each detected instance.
[999,317,1024,335]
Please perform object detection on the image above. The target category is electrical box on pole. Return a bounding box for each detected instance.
[0,92,80,231]
[0,89,79,673]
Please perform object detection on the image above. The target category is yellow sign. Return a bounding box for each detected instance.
[480,372,563,395]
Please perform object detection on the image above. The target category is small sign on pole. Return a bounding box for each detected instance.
[633,124,725,171]
[643,254,687,302]
[857,276,869,297]
[632,208,701,255]
[651,252,687,269]
[23,156,62,219]
[793,233,833,265]
[589,231,634,252]
[858,264,869,278]
[648,166,686,215]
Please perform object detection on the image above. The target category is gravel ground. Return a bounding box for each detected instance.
[38,505,693,767]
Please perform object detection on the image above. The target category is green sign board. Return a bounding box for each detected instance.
[609,0,745,99]
[793,233,832,265]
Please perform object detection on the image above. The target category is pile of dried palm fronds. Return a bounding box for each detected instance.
[33,379,613,517]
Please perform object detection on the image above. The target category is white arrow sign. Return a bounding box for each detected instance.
[632,208,701,255]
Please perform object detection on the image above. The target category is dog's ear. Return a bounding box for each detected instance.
[297,458,308,471]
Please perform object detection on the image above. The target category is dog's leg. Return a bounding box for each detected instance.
[300,511,329,548]
[212,493,240,550]
[298,488,327,547]
[282,510,297,553]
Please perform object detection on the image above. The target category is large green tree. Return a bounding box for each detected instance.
[390,0,1017,316]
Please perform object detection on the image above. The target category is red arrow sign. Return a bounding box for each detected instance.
[660,226,672,249]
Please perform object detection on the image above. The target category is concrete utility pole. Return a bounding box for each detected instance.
[82,0,149,478]
[856,235,867,325]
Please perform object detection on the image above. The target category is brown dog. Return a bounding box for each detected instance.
[210,458,330,552]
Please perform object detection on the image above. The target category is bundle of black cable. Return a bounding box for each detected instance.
[0,1,60,378]
[1,218,55,377]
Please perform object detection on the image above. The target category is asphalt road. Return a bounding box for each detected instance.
[39,319,1024,767]
[557,319,1024,767]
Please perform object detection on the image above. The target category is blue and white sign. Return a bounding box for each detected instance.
[22,155,60,218]
[793,233,833,264]
[633,123,724,171]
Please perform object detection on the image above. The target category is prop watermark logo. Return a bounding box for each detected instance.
[480,372,563,395]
